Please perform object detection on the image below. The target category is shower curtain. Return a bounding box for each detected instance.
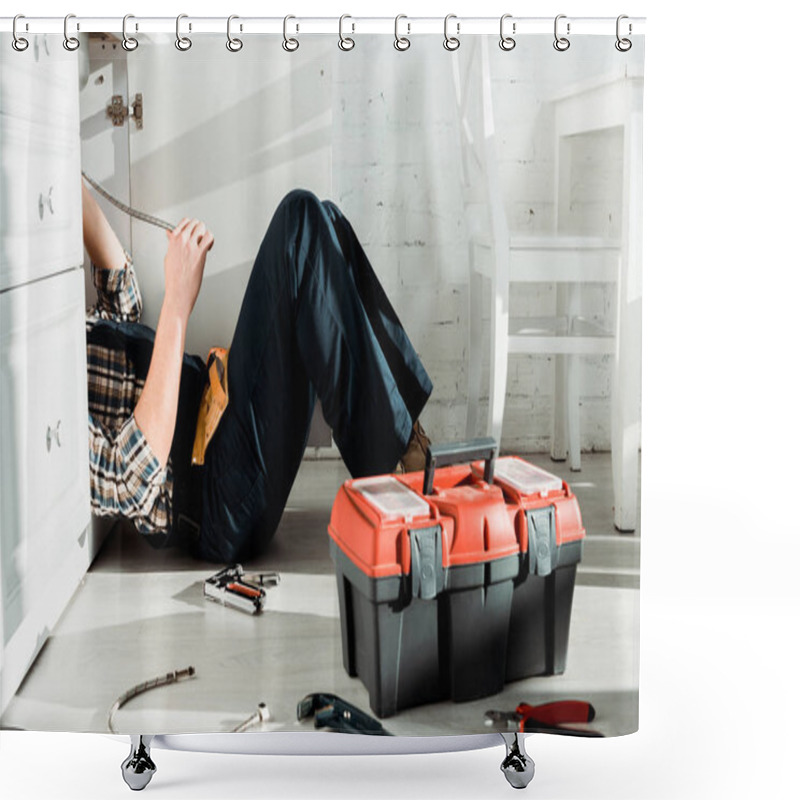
[0,21,643,741]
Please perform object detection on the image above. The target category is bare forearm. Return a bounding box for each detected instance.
[133,301,188,466]
[82,180,127,271]
[133,216,214,467]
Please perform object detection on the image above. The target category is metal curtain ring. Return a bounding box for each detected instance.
[338,14,355,51]
[499,14,516,51]
[12,14,29,51]
[394,15,410,51]
[443,14,460,51]
[122,15,139,51]
[553,14,570,51]
[615,14,632,52]
[283,15,299,52]
[175,14,192,51]
[63,13,80,51]
[227,15,243,51]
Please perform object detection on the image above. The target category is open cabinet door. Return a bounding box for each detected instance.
[80,36,133,308]
[124,33,334,446]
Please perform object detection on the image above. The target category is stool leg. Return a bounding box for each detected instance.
[488,268,510,445]
[121,735,156,791]
[466,264,484,439]
[499,732,535,789]
[552,354,568,462]
[567,353,581,472]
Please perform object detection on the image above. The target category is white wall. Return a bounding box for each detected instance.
[333,35,636,452]
[125,35,334,359]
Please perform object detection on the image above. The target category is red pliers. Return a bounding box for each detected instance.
[485,700,603,737]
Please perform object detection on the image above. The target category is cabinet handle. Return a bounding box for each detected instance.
[46,420,62,452]
[38,187,55,220]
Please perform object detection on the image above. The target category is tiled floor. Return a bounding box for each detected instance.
[1,453,639,738]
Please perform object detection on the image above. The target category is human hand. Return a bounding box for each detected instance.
[163,218,214,320]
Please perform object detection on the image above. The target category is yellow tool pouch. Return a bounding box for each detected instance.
[192,347,230,465]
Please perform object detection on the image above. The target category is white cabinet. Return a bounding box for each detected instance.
[0,115,83,291]
[1,271,90,556]
[0,35,92,717]
[1,34,82,293]
[0,35,79,129]
[0,271,91,711]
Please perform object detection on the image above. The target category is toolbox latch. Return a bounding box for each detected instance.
[527,507,557,577]
[409,526,443,600]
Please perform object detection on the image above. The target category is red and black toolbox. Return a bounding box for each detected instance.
[328,439,585,718]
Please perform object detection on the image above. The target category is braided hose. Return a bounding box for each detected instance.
[82,171,175,231]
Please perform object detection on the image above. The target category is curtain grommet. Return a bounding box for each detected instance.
[175,14,192,51]
[615,15,632,52]
[226,15,243,52]
[12,14,29,51]
[499,14,516,51]
[444,13,460,51]
[394,15,411,51]
[63,13,80,51]
[338,14,355,51]
[553,14,570,51]
[282,15,299,52]
[122,14,139,51]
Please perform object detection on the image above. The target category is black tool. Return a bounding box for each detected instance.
[485,700,603,737]
[297,693,392,736]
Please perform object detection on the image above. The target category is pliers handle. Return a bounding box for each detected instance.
[486,700,602,737]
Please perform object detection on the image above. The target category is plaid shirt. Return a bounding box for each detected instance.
[86,254,173,541]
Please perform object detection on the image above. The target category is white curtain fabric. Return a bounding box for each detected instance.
[2,29,642,739]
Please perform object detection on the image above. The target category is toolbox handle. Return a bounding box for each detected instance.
[422,437,498,495]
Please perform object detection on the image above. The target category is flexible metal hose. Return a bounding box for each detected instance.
[82,171,175,231]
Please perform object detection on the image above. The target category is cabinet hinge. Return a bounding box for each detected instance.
[106,93,143,130]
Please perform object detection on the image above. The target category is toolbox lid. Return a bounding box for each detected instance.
[493,457,563,497]
[351,476,431,521]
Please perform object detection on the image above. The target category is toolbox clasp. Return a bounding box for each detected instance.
[408,525,444,600]
[527,506,557,577]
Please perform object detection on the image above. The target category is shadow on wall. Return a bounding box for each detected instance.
[131,37,333,210]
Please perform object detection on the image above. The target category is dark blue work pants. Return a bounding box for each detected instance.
[173,190,432,563]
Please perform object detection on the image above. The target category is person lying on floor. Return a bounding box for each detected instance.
[83,183,432,563]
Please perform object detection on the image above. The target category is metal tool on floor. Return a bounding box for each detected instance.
[108,666,196,734]
[232,702,271,732]
[297,692,392,735]
[485,700,603,737]
[203,565,280,614]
